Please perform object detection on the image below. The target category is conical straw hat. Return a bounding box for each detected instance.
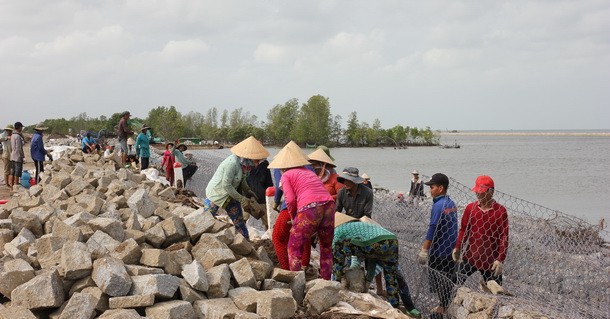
[335,212,358,228]
[307,148,335,167]
[231,136,269,160]
[268,141,311,169]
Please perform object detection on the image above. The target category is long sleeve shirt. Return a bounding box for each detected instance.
[335,184,373,218]
[30,132,47,162]
[0,131,11,159]
[205,154,248,207]
[323,173,344,200]
[425,195,458,257]
[134,133,150,158]
[280,166,333,219]
[455,201,509,270]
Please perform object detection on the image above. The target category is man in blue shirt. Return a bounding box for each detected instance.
[418,173,458,319]
[81,132,99,154]
[30,123,53,183]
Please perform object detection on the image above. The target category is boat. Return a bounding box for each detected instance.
[440,141,461,149]
[305,143,318,148]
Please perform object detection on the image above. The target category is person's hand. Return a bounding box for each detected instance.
[417,249,429,265]
[452,248,462,262]
[238,196,251,208]
[491,260,503,276]
[246,190,259,201]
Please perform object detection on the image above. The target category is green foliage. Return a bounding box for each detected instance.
[35,95,440,147]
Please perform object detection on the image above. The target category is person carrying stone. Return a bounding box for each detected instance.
[245,157,273,229]
[333,213,421,317]
[204,136,269,240]
[453,175,509,285]
[418,173,458,319]
[268,141,335,280]
[173,143,198,187]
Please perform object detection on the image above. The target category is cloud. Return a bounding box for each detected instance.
[253,43,288,64]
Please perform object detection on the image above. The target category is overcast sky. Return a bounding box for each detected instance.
[1,1,609,130]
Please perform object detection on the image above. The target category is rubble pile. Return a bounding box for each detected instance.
[0,149,377,319]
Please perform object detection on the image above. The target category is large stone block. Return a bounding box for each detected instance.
[10,210,43,237]
[249,259,273,282]
[178,281,206,304]
[0,306,37,319]
[88,217,125,242]
[229,258,257,289]
[9,227,36,252]
[61,241,93,280]
[0,258,35,298]
[163,248,193,275]
[256,289,297,319]
[110,238,142,264]
[201,248,236,270]
[97,309,142,319]
[65,179,92,197]
[86,230,120,259]
[159,216,187,245]
[58,291,97,319]
[127,189,155,218]
[125,265,165,276]
[303,279,341,315]
[206,264,231,298]
[144,223,166,248]
[145,300,195,319]
[129,274,180,299]
[52,219,83,242]
[11,269,64,310]
[181,260,209,292]
[228,287,260,312]
[92,257,132,297]
[81,286,109,312]
[183,209,216,241]
[229,233,254,256]
[109,294,155,309]
[139,248,168,268]
[193,299,240,319]
[191,234,229,262]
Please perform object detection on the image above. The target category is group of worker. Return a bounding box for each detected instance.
[201,136,509,319]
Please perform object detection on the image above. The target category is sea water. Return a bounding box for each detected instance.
[192,131,610,225]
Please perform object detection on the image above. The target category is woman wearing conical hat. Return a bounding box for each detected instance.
[307,148,343,200]
[268,141,335,280]
[204,136,269,240]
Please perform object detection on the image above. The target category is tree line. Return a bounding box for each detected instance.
[38,94,440,147]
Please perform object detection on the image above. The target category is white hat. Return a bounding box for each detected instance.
[307,148,336,167]
[268,141,311,169]
[361,173,370,180]
[412,170,419,175]
[230,136,269,160]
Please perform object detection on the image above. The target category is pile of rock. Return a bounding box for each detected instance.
[0,149,349,319]
[447,286,551,319]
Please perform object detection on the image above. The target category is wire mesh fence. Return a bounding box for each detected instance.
[376,175,609,319]
[189,152,609,318]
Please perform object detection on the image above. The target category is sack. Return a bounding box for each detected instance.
[21,170,31,188]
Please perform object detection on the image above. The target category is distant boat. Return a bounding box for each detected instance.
[305,143,318,148]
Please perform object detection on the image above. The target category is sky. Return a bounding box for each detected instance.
[1,0,609,130]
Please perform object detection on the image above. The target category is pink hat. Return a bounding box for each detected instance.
[472,175,495,193]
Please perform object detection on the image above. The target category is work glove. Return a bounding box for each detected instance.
[491,260,503,276]
[272,201,281,212]
[238,196,252,209]
[245,190,259,202]
[452,248,462,262]
[417,249,429,265]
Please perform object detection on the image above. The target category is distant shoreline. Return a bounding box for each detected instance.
[441,131,610,137]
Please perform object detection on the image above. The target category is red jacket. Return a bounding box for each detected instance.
[455,201,509,270]
[323,173,344,200]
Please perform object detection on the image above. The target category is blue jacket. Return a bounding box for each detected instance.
[30,131,46,162]
[426,195,458,257]
[135,133,150,158]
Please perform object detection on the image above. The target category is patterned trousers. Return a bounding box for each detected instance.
[204,198,249,240]
[272,209,311,270]
[333,238,401,307]
[288,201,335,280]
